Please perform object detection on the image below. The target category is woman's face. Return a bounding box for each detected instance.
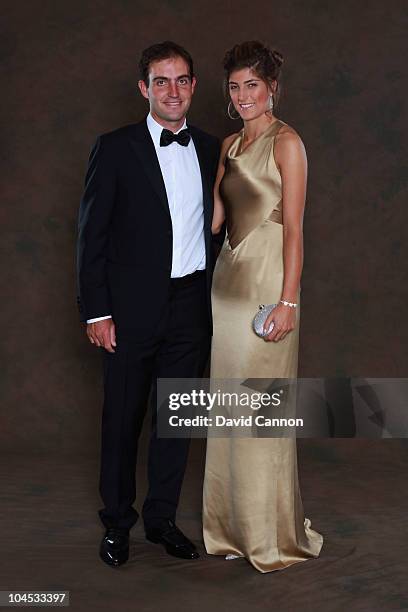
[228,67,274,120]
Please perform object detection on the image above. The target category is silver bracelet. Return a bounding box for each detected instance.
[280,299,298,308]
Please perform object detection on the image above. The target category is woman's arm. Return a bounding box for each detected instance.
[264,127,307,342]
[212,134,239,234]
[277,129,307,302]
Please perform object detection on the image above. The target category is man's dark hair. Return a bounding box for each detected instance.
[139,41,194,85]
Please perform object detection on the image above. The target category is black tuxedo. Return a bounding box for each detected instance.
[77,119,220,338]
[76,117,220,530]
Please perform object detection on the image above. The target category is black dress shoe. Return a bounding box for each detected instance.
[99,527,129,567]
[145,520,199,560]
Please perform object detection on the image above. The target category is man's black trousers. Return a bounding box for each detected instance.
[98,270,211,531]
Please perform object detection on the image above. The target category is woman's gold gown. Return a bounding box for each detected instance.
[202,119,323,573]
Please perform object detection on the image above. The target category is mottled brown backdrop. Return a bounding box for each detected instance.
[1,0,407,453]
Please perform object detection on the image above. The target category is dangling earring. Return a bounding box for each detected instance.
[269,95,274,113]
[227,101,240,120]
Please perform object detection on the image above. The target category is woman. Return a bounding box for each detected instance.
[202,41,323,573]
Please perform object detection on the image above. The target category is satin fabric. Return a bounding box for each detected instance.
[203,119,323,572]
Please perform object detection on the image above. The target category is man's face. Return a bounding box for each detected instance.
[138,56,196,128]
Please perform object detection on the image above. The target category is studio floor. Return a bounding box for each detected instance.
[2,439,407,612]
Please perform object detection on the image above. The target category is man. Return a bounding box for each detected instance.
[76,41,220,567]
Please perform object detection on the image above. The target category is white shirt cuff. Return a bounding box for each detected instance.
[86,315,112,323]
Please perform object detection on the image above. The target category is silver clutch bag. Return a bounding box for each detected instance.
[252,304,277,337]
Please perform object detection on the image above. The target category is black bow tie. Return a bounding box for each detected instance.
[160,128,191,147]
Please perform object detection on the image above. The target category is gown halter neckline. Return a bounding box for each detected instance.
[233,118,284,157]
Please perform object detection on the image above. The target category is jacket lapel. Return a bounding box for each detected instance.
[128,119,171,218]
[127,119,214,245]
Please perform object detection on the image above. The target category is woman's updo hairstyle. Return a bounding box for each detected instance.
[223,41,284,110]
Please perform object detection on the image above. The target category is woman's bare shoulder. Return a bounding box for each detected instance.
[222,132,240,148]
[219,131,241,162]
[276,122,304,146]
[224,131,241,142]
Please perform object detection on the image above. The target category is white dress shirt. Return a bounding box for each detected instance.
[87,112,206,323]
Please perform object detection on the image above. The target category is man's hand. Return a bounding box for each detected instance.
[86,319,116,353]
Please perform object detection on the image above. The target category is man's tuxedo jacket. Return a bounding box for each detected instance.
[76,118,221,339]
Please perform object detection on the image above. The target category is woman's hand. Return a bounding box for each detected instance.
[263,303,296,342]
